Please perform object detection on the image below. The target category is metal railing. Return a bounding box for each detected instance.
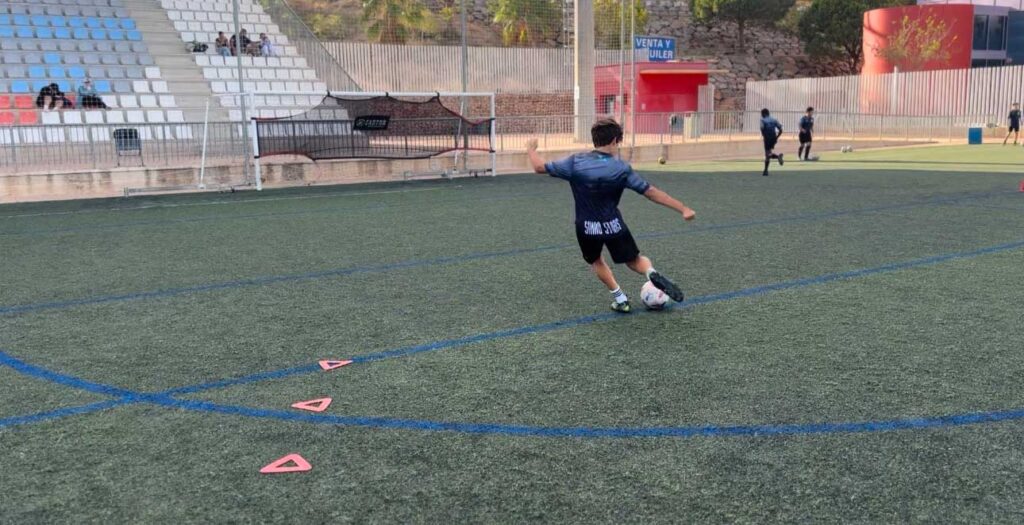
[255,0,361,91]
[0,111,1001,177]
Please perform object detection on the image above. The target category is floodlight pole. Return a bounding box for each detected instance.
[618,0,624,124]
[629,0,636,155]
[231,0,254,188]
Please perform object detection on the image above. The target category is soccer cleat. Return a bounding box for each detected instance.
[648,271,685,302]
[762,171,769,177]
[778,153,785,166]
[611,300,632,314]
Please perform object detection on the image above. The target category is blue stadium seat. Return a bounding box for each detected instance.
[16,27,33,38]
[43,53,60,65]
[13,14,29,26]
[36,27,53,39]
[68,66,85,79]
[48,66,64,78]
[93,79,110,93]
[10,80,29,93]
[54,27,71,39]
[91,28,107,40]
[102,18,117,30]
[109,29,123,40]
[30,15,48,26]
[68,17,84,28]
[0,27,12,39]
[126,30,141,41]
[57,80,70,92]
[85,17,100,29]
[73,27,88,39]
[121,19,135,30]
[28,65,46,78]
[0,15,9,25]
[50,16,66,27]
[32,80,49,91]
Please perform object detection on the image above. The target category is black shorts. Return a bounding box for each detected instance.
[576,228,640,265]
[1011,124,1020,133]
[764,139,778,154]
[799,132,812,144]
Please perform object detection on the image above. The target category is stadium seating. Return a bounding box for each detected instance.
[159,0,327,120]
[0,0,178,133]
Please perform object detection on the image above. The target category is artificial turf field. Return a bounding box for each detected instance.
[2,144,1024,523]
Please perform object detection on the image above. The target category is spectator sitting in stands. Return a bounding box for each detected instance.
[215,31,231,58]
[231,29,259,57]
[259,33,275,57]
[36,83,72,111]
[76,79,108,109]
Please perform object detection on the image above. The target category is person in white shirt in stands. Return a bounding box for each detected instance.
[259,33,276,57]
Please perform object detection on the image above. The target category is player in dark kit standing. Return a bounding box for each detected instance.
[526,119,696,313]
[1004,102,1021,146]
[761,108,784,176]
[798,107,814,160]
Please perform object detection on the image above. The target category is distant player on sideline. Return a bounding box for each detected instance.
[525,119,696,313]
[798,107,814,160]
[1004,102,1021,146]
[761,108,784,176]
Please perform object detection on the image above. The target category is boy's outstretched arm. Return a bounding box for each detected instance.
[525,139,547,174]
[644,185,696,221]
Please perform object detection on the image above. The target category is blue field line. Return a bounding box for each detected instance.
[0,349,137,398]
[0,399,134,430]
[1,190,1015,318]
[4,235,1024,436]
[165,236,1024,397]
[147,396,1024,438]
[0,189,555,238]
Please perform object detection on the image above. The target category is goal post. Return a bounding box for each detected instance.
[251,91,497,180]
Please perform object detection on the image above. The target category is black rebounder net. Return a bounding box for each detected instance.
[254,93,493,161]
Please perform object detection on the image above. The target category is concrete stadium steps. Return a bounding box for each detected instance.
[120,0,221,122]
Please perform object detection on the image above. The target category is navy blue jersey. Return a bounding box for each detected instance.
[1010,109,1021,126]
[546,151,651,237]
[761,117,782,141]
[799,115,814,133]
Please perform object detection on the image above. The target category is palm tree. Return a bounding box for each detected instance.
[362,0,436,44]
[489,0,560,46]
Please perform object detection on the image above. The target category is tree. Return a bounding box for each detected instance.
[873,12,956,71]
[362,0,436,44]
[489,0,561,46]
[689,0,795,50]
[594,0,649,50]
[798,0,915,73]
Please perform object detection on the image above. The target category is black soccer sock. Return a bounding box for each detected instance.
[804,144,811,159]
[798,145,804,158]
[764,158,771,173]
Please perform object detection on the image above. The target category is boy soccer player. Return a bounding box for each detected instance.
[1004,103,1021,146]
[798,107,814,160]
[525,119,696,313]
[760,108,784,176]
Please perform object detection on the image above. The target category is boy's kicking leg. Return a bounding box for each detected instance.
[625,255,685,302]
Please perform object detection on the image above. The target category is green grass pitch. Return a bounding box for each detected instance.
[3,144,1024,522]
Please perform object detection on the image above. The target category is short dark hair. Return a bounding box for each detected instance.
[591,119,624,147]
[806,107,814,113]
[761,108,770,117]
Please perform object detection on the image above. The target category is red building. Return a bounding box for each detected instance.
[863,1,1024,74]
[593,61,711,124]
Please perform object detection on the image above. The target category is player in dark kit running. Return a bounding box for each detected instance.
[760,108,784,176]
[798,107,814,160]
[526,119,696,313]
[1004,102,1021,146]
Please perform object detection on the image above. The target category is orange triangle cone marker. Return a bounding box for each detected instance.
[319,360,352,371]
[291,397,332,413]
[260,453,312,474]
